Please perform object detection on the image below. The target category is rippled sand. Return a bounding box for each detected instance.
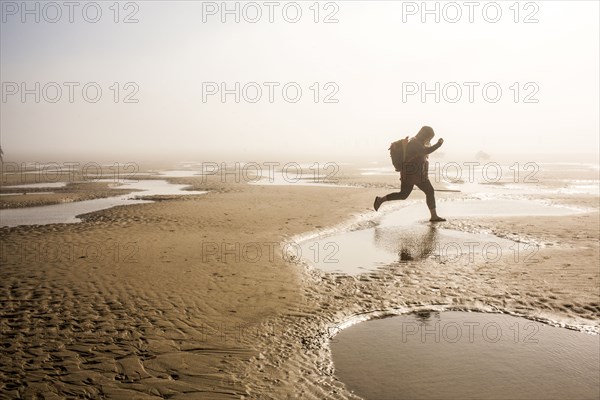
[1,164,598,398]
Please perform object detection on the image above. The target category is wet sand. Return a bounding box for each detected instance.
[0,181,135,209]
[1,165,599,399]
[0,180,206,227]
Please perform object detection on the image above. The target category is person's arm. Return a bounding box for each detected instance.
[424,138,443,154]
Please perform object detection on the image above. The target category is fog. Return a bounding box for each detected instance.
[1,1,598,165]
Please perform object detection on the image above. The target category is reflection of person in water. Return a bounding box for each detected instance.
[374,126,446,222]
[374,225,439,262]
[398,225,438,261]
[413,310,440,324]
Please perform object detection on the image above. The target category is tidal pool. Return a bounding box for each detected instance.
[331,311,600,400]
[299,198,583,275]
[0,180,206,227]
[2,182,68,189]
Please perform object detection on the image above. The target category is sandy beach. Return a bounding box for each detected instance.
[1,164,598,399]
[3,2,599,398]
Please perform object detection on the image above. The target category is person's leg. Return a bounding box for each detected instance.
[416,180,445,221]
[374,181,414,211]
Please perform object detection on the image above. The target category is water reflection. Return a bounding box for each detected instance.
[412,310,438,324]
[373,225,439,263]
[299,197,582,275]
[332,312,600,400]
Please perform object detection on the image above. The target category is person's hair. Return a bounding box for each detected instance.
[416,126,435,145]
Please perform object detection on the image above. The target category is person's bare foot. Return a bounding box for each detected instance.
[429,216,446,222]
[374,196,383,211]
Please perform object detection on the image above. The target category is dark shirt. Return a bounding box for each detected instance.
[401,139,442,183]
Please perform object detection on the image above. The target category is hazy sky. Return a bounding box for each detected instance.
[1,0,599,164]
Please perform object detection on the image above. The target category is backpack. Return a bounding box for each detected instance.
[389,136,409,172]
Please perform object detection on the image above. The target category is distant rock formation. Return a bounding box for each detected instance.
[475,150,490,161]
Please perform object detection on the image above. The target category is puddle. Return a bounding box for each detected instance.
[299,199,583,275]
[359,167,398,176]
[557,181,600,195]
[381,198,583,228]
[249,173,352,188]
[0,192,55,196]
[0,180,206,227]
[420,162,600,197]
[299,228,400,274]
[152,170,204,177]
[299,224,522,275]
[331,311,600,400]
[2,182,68,189]
[248,166,351,188]
[102,179,205,198]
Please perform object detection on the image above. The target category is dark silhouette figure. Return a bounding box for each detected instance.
[399,225,438,261]
[374,126,446,222]
[374,224,439,262]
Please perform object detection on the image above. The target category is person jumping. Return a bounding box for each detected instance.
[373,126,446,222]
